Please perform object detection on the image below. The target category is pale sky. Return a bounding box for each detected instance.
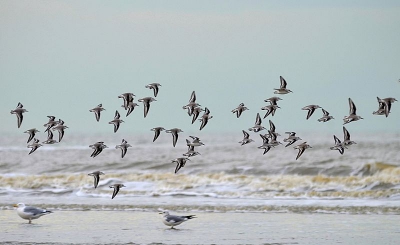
[1,1,399,137]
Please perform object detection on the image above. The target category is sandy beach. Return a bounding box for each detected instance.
[2,210,399,245]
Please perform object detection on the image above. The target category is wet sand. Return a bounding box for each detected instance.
[1,210,399,245]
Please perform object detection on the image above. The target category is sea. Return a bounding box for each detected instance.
[1,130,400,215]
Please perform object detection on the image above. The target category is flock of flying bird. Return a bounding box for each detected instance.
[9,78,397,226]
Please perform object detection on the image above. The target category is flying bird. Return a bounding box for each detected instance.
[151,127,165,142]
[115,139,131,158]
[109,110,124,133]
[274,76,292,94]
[145,83,162,97]
[301,105,321,120]
[137,97,157,118]
[231,103,249,118]
[88,171,105,189]
[10,102,28,128]
[109,184,126,199]
[89,104,105,122]
[294,142,312,160]
[24,128,39,144]
[343,98,363,124]
[165,128,183,147]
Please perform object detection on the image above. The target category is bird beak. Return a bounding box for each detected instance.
[13,204,18,208]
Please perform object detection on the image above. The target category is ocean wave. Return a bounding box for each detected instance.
[2,168,400,200]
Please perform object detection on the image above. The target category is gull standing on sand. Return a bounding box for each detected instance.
[166,128,183,147]
[318,108,334,122]
[24,128,39,144]
[10,102,28,128]
[159,211,196,229]
[302,105,321,120]
[52,119,68,142]
[138,97,157,118]
[330,135,345,155]
[89,104,105,122]
[231,103,249,118]
[109,184,126,199]
[343,98,363,124]
[283,132,302,147]
[172,157,190,174]
[274,76,292,94]
[239,130,254,146]
[151,127,165,142]
[109,110,124,133]
[294,142,312,160]
[199,107,213,130]
[118,93,135,110]
[89,141,107,158]
[88,171,105,189]
[27,138,42,155]
[14,203,52,224]
[248,113,265,132]
[115,139,131,158]
[145,83,162,97]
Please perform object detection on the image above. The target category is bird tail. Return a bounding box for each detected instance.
[184,215,196,219]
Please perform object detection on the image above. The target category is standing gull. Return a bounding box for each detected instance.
[343,98,363,124]
[24,128,39,144]
[115,139,131,158]
[88,171,105,189]
[109,110,124,133]
[165,128,183,147]
[145,83,162,97]
[302,105,321,120]
[10,102,28,128]
[109,184,126,199]
[274,76,292,94]
[231,103,249,118]
[89,104,105,122]
[138,97,157,118]
[318,108,334,122]
[159,211,196,229]
[13,203,52,224]
[294,142,312,160]
[151,127,165,142]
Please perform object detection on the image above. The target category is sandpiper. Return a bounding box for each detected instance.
[89,104,105,122]
[10,102,28,128]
